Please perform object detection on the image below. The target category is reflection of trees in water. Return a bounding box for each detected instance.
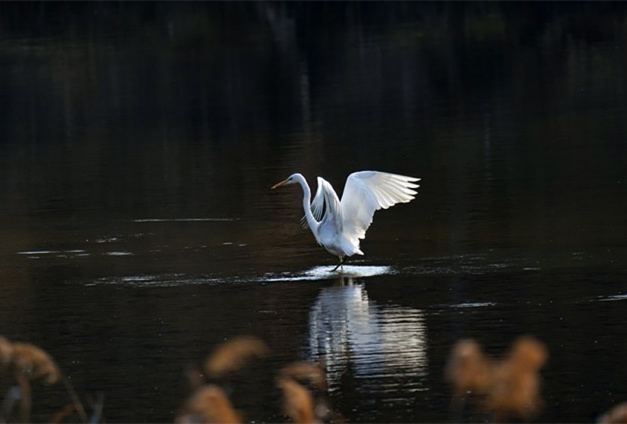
[1,1,626,259]
[307,279,428,398]
[1,2,626,145]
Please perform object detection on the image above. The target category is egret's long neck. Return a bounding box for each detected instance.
[296,175,319,234]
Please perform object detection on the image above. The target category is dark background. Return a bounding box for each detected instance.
[0,2,626,422]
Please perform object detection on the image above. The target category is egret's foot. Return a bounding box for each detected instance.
[332,257,348,272]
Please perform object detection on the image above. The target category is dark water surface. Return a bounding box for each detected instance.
[1,3,627,422]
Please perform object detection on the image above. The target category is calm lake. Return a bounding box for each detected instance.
[0,3,626,422]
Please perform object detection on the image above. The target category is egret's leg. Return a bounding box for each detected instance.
[332,256,348,272]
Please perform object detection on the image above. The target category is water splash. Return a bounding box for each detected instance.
[265,265,394,282]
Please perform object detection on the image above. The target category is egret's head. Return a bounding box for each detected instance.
[271,174,299,189]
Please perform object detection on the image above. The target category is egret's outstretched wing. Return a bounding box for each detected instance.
[340,171,420,240]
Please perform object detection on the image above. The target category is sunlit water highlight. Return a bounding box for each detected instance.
[308,282,429,405]
[597,294,627,302]
[265,265,394,282]
[85,265,393,287]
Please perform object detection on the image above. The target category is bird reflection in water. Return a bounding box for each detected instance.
[307,277,428,400]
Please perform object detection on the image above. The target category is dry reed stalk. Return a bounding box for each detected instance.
[15,372,32,423]
[1,338,88,423]
[8,342,62,423]
[59,373,89,423]
[204,336,270,379]
[486,336,548,422]
[277,377,317,424]
[280,362,332,422]
[445,339,494,407]
[508,335,548,370]
[10,342,61,385]
[185,366,206,390]
[598,402,627,424]
[279,362,327,391]
[180,384,241,424]
[446,336,548,422]
[0,336,12,366]
[49,403,76,424]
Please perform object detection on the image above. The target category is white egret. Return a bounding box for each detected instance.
[271,171,420,270]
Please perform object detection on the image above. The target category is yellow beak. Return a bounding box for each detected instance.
[271,179,289,189]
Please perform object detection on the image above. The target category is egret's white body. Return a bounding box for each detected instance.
[271,171,420,269]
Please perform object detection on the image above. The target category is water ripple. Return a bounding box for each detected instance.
[596,294,627,302]
[308,283,429,396]
[132,218,238,222]
[85,265,394,287]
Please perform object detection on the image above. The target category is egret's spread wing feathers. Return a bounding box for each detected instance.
[300,178,326,229]
[317,177,343,229]
[340,171,420,240]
